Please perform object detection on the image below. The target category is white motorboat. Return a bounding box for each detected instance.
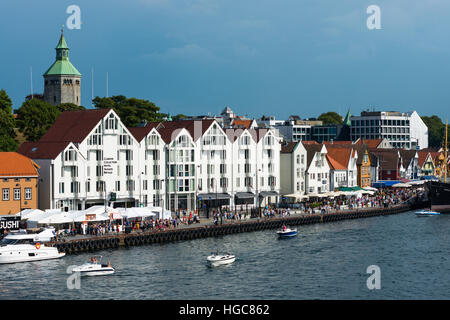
[415,209,440,216]
[0,227,65,264]
[72,256,115,276]
[207,252,236,267]
[276,225,298,238]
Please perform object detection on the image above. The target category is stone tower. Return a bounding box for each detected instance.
[43,30,82,106]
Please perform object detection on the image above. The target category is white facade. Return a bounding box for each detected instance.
[327,149,358,191]
[303,144,330,195]
[280,142,307,196]
[20,110,281,215]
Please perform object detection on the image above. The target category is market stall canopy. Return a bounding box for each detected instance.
[372,180,402,188]
[363,186,378,191]
[283,193,309,201]
[16,209,45,219]
[37,213,74,224]
[117,207,158,219]
[392,183,411,188]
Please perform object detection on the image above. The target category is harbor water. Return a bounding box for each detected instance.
[1,210,449,300]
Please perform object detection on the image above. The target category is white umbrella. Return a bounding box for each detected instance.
[363,186,378,191]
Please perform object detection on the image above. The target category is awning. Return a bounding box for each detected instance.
[235,192,255,199]
[259,191,278,197]
[197,193,232,200]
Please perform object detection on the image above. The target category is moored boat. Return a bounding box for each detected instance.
[0,227,65,264]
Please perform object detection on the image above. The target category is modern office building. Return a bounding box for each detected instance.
[350,110,428,149]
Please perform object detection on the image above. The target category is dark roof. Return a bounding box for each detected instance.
[370,149,400,171]
[127,122,160,142]
[18,141,70,159]
[399,150,417,167]
[153,119,216,143]
[40,109,110,143]
[281,142,298,153]
[302,143,324,168]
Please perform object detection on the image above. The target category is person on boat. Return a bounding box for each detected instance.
[107,260,111,268]
[282,225,287,231]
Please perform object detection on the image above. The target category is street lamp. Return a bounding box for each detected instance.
[195,164,200,213]
[139,171,144,207]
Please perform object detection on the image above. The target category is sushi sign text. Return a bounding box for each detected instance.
[0,216,20,230]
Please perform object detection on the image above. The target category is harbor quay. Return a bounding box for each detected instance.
[47,199,424,255]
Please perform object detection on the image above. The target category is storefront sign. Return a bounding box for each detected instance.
[103,157,117,175]
[0,216,21,230]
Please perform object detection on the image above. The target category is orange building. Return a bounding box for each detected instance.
[0,152,40,215]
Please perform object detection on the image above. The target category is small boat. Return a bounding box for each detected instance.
[276,225,298,238]
[207,252,236,267]
[415,209,440,217]
[72,256,115,276]
[0,227,65,264]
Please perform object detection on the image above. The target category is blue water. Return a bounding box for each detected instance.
[1,211,449,300]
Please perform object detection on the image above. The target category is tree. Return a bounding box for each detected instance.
[318,112,343,125]
[92,95,162,127]
[16,99,61,142]
[0,89,18,151]
[421,115,445,149]
[56,103,86,112]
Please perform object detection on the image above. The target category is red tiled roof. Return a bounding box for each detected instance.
[231,119,253,129]
[323,141,353,145]
[40,109,111,143]
[0,152,40,177]
[417,150,431,167]
[355,138,383,149]
[326,148,352,170]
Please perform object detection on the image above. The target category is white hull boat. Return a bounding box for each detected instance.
[72,256,115,276]
[207,253,236,267]
[0,228,65,264]
[276,226,298,238]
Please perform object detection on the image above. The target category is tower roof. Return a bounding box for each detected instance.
[43,31,81,76]
[343,109,351,126]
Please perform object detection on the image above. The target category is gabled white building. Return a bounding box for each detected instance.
[279,141,307,197]
[19,110,281,215]
[326,147,358,191]
[302,143,330,195]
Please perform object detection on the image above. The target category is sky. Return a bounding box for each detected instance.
[1,0,450,120]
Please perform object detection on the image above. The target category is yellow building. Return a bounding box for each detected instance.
[0,152,40,215]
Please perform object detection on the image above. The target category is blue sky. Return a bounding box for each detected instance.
[1,0,450,120]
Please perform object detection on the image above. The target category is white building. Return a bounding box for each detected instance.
[326,147,358,191]
[302,143,330,195]
[279,141,307,197]
[19,109,281,215]
[350,110,428,149]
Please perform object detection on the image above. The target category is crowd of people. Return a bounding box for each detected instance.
[2,186,424,240]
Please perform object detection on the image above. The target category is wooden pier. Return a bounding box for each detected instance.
[47,203,416,255]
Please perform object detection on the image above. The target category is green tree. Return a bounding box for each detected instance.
[92,95,162,127]
[318,112,343,125]
[16,99,61,142]
[421,115,445,148]
[0,89,18,151]
[56,103,86,112]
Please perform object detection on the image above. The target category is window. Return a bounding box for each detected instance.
[126,165,133,176]
[115,181,120,192]
[59,183,64,194]
[96,165,103,177]
[2,188,10,201]
[220,164,226,174]
[126,180,135,191]
[220,178,228,188]
[25,188,32,200]
[96,181,105,192]
[14,188,20,200]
